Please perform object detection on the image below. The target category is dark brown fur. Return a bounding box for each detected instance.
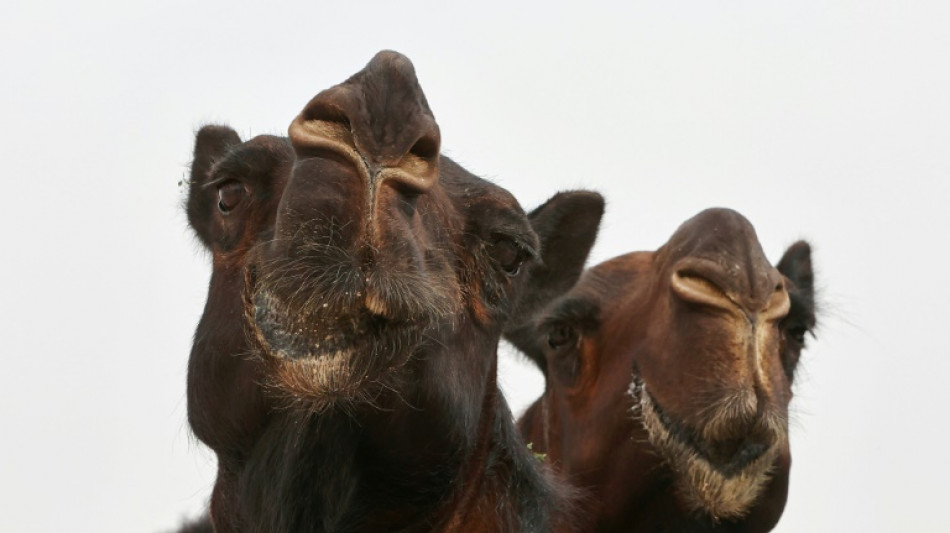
[184,51,603,532]
[512,209,817,532]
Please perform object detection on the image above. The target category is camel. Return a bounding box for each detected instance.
[183,51,603,532]
[512,208,817,532]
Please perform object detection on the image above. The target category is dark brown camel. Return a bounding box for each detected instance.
[184,51,603,532]
[510,208,817,532]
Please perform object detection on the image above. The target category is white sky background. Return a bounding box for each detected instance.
[1,1,947,531]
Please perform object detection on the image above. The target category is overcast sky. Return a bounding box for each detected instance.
[2,1,948,531]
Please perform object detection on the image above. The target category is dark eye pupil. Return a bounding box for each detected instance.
[548,325,575,349]
[788,326,807,344]
[493,239,524,276]
[217,181,246,214]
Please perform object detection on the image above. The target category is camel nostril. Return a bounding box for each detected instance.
[678,270,722,294]
[409,134,439,160]
[670,266,733,311]
[382,130,440,195]
[379,168,436,197]
[303,100,351,128]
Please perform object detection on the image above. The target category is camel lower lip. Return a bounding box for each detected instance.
[250,290,366,360]
[270,346,354,361]
[636,377,781,518]
[633,377,769,477]
[256,319,357,361]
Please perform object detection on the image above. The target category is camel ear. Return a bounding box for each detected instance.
[186,128,293,253]
[191,125,242,185]
[505,190,604,371]
[777,240,814,308]
[777,240,818,379]
[187,125,242,249]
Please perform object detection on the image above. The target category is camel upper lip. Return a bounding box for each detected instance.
[246,280,433,365]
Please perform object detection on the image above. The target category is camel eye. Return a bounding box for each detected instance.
[787,326,807,345]
[217,180,246,214]
[547,323,581,384]
[490,238,528,276]
[548,324,577,350]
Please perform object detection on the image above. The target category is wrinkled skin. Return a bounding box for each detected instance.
[184,51,603,532]
[513,209,817,532]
